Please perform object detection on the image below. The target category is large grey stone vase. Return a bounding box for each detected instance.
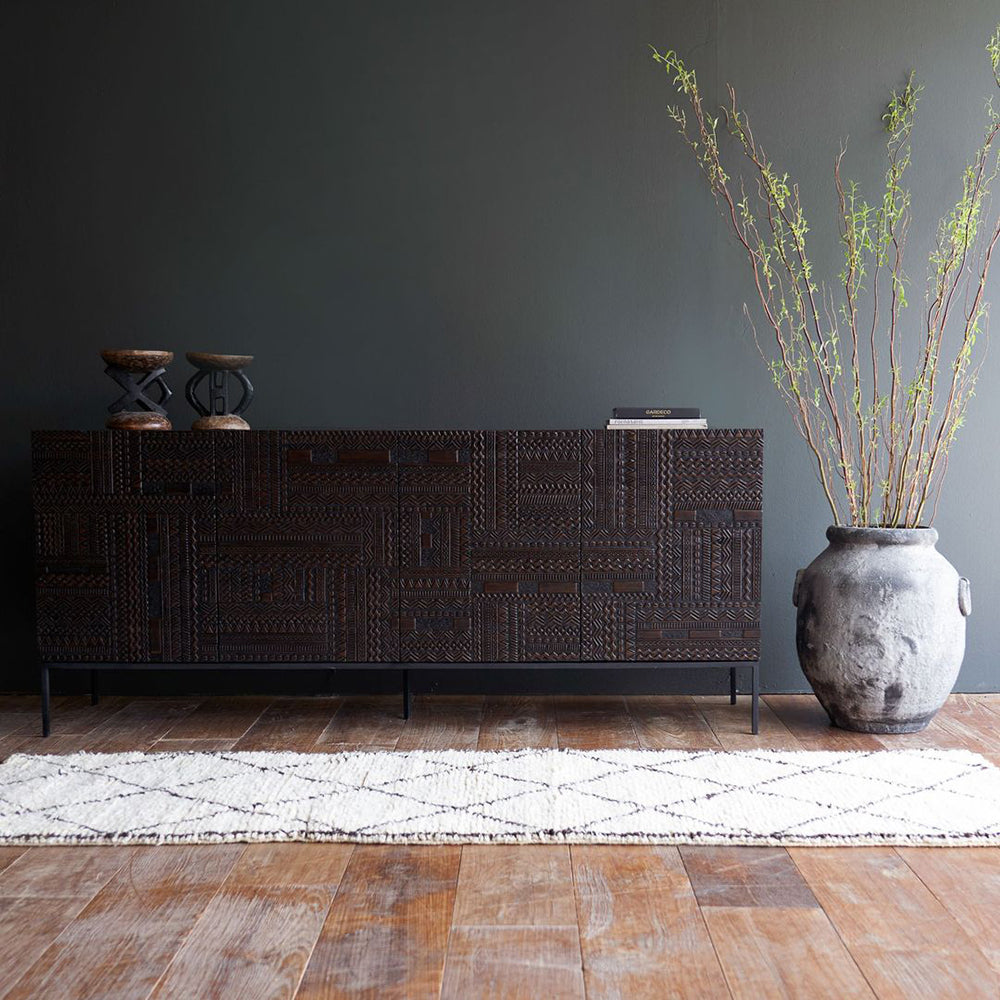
[793,526,971,733]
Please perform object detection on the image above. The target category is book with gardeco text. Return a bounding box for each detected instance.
[607,418,708,428]
[612,407,701,419]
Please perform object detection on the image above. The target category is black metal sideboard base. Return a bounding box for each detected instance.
[39,661,760,738]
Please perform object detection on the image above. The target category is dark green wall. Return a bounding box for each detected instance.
[3,0,998,695]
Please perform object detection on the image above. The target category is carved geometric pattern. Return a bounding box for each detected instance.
[215,430,282,516]
[397,433,472,662]
[473,595,581,662]
[399,431,473,507]
[581,596,628,662]
[283,431,398,513]
[216,560,332,662]
[32,431,100,498]
[32,429,762,666]
[472,431,581,588]
[400,505,469,574]
[667,429,764,511]
[661,429,763,631]
[143,511,216,663]
[216,515,397,663]
[397,598,472,663]
[32,431,140,498]
[139,433,216,501]
[582,430,661,600]
[628,605,760,662]
[34,506,114,662]
[398,433,472,592]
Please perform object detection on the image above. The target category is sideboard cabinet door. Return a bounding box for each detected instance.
[34,503,115,662]
[581,429,762,662]
[643,429,763,661]
[136,434,220,662]
[471,431,582,662]
[214,432,398,663]
[581,430,665,661]
[397,432,473,662]
[32,432,219,662]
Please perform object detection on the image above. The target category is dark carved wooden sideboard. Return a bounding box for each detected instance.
[32,429,763,735]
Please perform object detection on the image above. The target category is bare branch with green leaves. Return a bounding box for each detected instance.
[652,25,1000,527]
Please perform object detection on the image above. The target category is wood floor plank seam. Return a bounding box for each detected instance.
[697,695,802,750]
[890,846,1000,984]
[291,844,356,1000]
[396,696,485,752]
[4,847,245,999]
[441,925,586,1000]
[688,698,727,751]
[445,922,583,930]
[0,895,91,1000]
[160,698,276,742]
[567,844,585,1000]
[787,847,998,1000]
[319,699,350,751]
[435,847,465,1000]
[624,694,722,750]
[138,846,251,1000]
[815,903,879,1000]
[477,695,559,750]
[697,909,752,1000]
[148,885,331,1000]
[702,906,879,1000]
[785,846,872,996]
[309,699,347,750]
[296,844,461,999]
[677,849,738,1000]
[288,896,339,1000]
[555,696,641,750]
[140,879,232,1000]
[229,701,274,743]
[438,845,463,1000]
[0,845,137,902]
[314,696,408,751]
[571,845,734,999]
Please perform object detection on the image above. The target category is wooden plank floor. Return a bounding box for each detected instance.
[0,692,998,999]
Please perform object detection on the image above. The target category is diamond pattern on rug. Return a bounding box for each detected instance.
[1,748,999,846]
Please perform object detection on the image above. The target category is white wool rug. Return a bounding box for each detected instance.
[1,748,999,847]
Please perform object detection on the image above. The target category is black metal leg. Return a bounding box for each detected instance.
[730,666,737,705]
[90,669,100,706]
[751,662,760,735]
[41,664,51,737]
[402,669,411,720]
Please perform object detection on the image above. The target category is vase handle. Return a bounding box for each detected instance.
[792,569,804,608]
[958,577,972,617]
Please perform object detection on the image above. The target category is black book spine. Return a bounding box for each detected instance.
[612,407,701,419]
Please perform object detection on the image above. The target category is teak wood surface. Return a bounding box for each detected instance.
[32,429,763,667]
[0,691,998,999]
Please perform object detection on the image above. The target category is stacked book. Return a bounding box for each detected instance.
[606,407,707,429]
